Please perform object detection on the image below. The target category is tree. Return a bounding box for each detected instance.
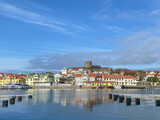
[147,76,159,82]
[20,77,26,84]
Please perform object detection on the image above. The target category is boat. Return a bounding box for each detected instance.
[7,83,30,89]
[98,86,104,89]
[107,86,114,89]
[113,85,121,89]
[0,84,10,89]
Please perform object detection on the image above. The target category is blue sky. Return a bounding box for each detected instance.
[0,0,160,73]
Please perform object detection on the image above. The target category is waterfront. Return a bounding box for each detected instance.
[0,89,160,120]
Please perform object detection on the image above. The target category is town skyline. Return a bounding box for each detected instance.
[0,0,160,73]
[1,60,160,74]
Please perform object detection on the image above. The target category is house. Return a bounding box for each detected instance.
[75,73,97,85]
[102,74,138,86]
[122,75,138,86]
[26,73,54,86]
[62,68,68,75]
[67,73,74,77]
[68,68,88,74]
[74,73,115,87]
[144,71,158,81]
[54,74,63,83]
[0,76,21,86]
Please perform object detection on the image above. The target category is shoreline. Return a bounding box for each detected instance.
[30,85,160,89]
[1,85,160,90]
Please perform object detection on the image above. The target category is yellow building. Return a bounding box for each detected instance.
[0,78,20,86]
[85,81,115,87]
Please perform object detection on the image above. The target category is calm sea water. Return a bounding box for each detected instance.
[0,88,160,120]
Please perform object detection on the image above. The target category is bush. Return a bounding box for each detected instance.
[147,77,160,82]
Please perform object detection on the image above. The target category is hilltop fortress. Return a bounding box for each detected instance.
[67,61,111,74]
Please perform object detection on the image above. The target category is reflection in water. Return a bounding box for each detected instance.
[24,89,114,111]
[0,89,160,120]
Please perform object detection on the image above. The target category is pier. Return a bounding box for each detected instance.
[0,94,33,107]
[108,93,160,106]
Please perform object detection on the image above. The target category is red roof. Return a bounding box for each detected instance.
[103,74,136,79]
[103,74,122,79]
[123,75,136,79]
[67,73,73,74]
[75,74,83,77]
[88,73,97,77]
[94,70,102,72]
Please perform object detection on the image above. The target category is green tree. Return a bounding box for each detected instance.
[20,77,26,84]
[147,76,159,82]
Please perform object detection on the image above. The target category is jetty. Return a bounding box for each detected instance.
[108,93,160,106]
[0,94,33,107]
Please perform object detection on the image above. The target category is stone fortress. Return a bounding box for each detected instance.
[84,61,101,69]
[68,61,111,74]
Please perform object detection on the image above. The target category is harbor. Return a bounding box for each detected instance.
[1,88,160,107]
[0,88,160,120]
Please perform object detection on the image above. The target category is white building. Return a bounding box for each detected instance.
[62,68,68,75]
[75,73,97,85]
[54,74,63,83]
[102,74,138,86]
[144,71,158,81]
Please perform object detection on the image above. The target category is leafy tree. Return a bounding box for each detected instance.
[147,76,160,82]
[20,77,26,84]
[137,82,143,85]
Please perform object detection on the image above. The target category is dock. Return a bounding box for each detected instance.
[0,94,33,107]
[108,93,160,106]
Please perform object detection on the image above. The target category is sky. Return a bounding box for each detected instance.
[0,0,160,73]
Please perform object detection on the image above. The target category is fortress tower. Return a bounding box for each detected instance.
[84,61,92,68]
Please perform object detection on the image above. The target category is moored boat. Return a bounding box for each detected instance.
[113,85,121,89]
[6,83,30,89]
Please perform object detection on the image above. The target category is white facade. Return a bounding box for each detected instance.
[62,68,68,75]
[75,73,97,85]
[75,77,85,85]
[144,71,157,81]
[103,75,138,86]
[54,74,62,83]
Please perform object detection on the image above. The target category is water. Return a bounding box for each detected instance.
[0,89,160,120]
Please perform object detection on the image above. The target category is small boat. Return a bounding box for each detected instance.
[91,86,97,89]
[0,84,10,89]
[114,85,121,89]
[98,86,104,89]
[107,86,114,89]
[8,83,30,89]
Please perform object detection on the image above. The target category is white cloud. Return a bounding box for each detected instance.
[28,27,160,70]
[0,2,86,34]
[92,0,160,22]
